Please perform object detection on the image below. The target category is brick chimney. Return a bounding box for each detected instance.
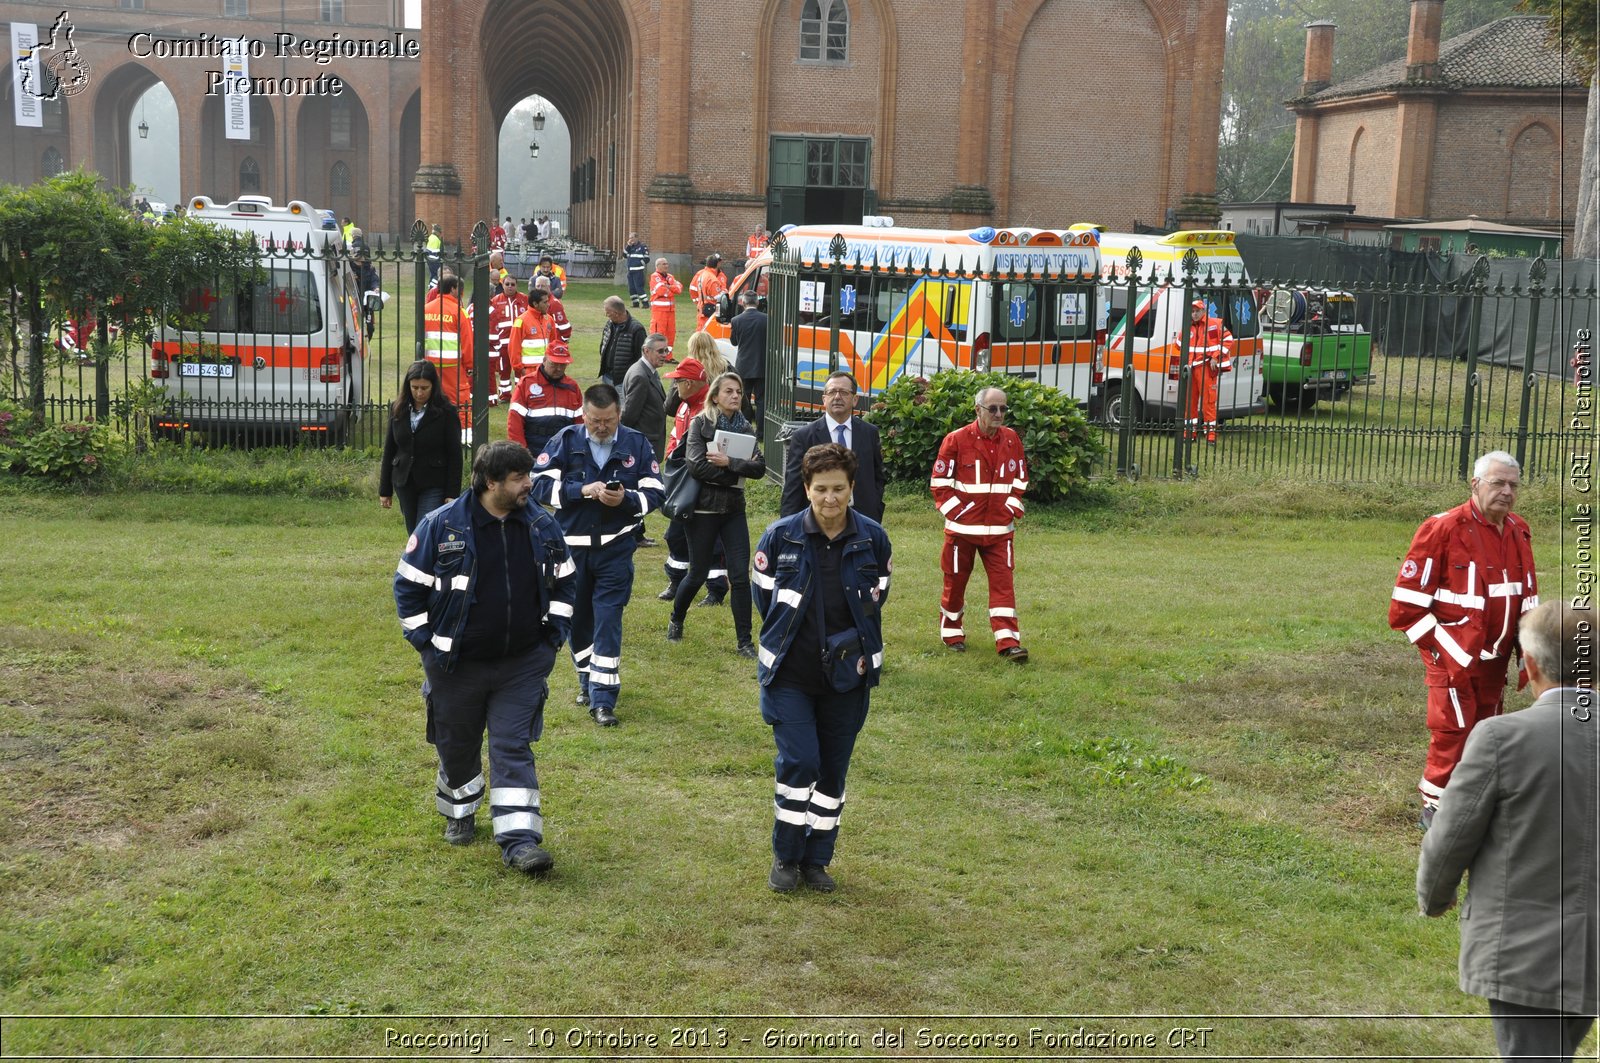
[1302,20,1336,95]
[1406,0,1444,80]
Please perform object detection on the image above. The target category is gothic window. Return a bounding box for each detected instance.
[41,146,64,177]
[800,0,848,62]
[240,156,261,193]
[330,161,351,196]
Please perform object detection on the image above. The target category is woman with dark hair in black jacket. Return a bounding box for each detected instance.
[380,359,462,533]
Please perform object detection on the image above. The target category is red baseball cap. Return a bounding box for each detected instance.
[665,357,706,382]
[544,344,573,365]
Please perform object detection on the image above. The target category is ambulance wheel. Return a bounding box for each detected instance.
[1101,383,1143,429]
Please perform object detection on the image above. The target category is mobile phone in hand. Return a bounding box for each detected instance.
[606,480,623,492]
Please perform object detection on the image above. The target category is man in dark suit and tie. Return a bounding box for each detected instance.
[730,290,768,430]
[1418,599,1597,1062]
[780,371,885,523]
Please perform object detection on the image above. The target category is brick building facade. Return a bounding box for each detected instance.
[2,0,1227,259]
[1288,2,1587,235]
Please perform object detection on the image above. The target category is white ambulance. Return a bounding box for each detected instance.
[151,195,367,444]
[1082,228,1265,426]
[705,222,1106,409]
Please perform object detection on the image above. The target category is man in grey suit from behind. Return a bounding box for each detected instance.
[620,332,673,546]
[780,370,885,523]
[1418,599,1597,1062]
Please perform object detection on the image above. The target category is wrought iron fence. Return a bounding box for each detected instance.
[5,223,1593,490]
[760,232,1596,485]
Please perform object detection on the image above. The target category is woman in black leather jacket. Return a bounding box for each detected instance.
[667,371,765,656]
[380,360,462,534]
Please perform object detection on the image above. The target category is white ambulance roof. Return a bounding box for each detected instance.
[185,195,338,251]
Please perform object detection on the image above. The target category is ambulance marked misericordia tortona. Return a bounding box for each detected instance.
[706,222,1107,409]
[151,195,367,443]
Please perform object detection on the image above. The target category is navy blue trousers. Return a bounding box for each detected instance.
[760,682,869,866]
[570,540,634,711]
[424,642,555,854]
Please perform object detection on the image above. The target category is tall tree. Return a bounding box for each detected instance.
[1518,0,1598,258]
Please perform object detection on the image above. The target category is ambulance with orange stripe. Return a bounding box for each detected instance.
[1082,227,1265,426]
[706,222,1106,409]
[151,195,367,443]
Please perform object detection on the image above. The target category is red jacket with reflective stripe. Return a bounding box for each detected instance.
[1187,316,1234,369]
[507,306,559,371]
[1389,500,1538,684]
[650,271,682,308]
[488,291,529,376]
[507,365,584,454]
[929,421,1028,544]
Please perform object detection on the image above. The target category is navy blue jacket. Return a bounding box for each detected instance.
[529,423,665,549]
[751,509,892,688]
[625,241,649,274]
[394,492,577,671]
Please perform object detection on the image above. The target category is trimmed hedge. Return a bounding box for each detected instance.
[866,371,1102,503]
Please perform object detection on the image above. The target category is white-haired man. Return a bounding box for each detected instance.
[1390,450,1538,829]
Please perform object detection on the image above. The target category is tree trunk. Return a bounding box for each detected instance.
[1575,73,1599,260]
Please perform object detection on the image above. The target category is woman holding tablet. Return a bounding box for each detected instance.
[668,371,765,656]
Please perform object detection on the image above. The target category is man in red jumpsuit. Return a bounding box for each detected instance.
[649,258,683,348]
[688,253,727,332]
[1183,298,1234,444]
[930,387,1030,663]
[1389,451,1538,830]
[487,271,529,403]
[505,288,560,381]
[421,272,474,442]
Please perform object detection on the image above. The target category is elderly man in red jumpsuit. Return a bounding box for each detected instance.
[1183,298,1234,443]
[649,258,684,348]
[1389,450,1538,830]
[930,386,1030,663]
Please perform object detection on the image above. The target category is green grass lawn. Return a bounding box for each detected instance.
[0,471,1591,1056]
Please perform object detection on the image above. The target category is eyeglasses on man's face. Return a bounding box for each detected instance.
[981,404,1008,415]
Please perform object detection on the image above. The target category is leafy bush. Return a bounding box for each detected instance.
[866,371,1103,503]
[4,417,126,484]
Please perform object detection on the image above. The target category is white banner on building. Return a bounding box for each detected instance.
[11,23,42,128]
[222,36,250,141]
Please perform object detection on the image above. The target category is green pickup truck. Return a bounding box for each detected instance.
[1258,288,1373,412]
